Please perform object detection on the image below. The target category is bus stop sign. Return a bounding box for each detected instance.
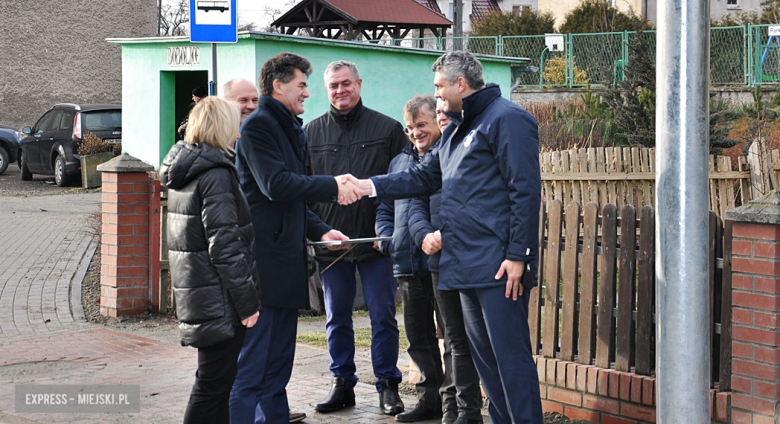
[190,0,237,43]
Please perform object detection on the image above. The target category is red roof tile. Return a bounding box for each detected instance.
[470,0,501,23]
[414,0,444,16]
[323,0,452,25]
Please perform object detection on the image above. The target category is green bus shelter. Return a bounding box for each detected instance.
[108,32,528,167]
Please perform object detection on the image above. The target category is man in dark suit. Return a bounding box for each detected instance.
[229,52,360,424]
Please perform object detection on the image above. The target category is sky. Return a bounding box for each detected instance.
[169,0,300,31]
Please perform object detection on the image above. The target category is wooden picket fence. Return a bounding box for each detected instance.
[539,146,761,219]
[528,200,733,390]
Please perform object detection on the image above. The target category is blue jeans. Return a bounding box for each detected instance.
[398,274,443,408]
[318,256,402,392]
[460,285,542,424]
[229,306,297,424]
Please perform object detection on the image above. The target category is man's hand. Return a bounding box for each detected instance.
[339,174,373,197]
[242,311,260,328]
[421,230,442,255]
[495,259,525,301]
[321,229,350,251]
[334,174,362,205]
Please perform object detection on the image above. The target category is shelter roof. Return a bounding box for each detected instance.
[470,0,501,23]
[413,0,445,16]
[273,0,451,40]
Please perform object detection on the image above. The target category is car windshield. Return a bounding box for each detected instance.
[83,111,121,131]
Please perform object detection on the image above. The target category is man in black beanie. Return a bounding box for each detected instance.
[178,86,209,137]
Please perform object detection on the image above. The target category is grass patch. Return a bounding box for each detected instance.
[297,324,408,350]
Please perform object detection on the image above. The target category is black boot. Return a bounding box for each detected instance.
[315,377,356,413]
[395,399,442,422]
[379,379,404,415]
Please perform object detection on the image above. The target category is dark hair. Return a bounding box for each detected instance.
[431,51,484,90]
[259,52,312,96]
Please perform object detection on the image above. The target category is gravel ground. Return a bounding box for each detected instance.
[0,161,98,197]
[2,162,586,424]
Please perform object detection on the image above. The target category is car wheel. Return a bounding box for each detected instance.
[0,147,8,175]
[20,152,32,180]
[54,154,72,187]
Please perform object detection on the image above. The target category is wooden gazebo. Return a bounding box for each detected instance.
[272,0,452,41]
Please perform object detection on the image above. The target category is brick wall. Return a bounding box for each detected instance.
[99,155,154,317]
[537,356,731,424]
[728,221,780,424]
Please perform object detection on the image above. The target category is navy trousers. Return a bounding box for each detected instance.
[318,256,402,391]
[229,306,297,424]
[460,285,543,424]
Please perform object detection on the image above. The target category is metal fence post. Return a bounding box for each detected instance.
[566,33,573,88]
[656,0,711,420]
[497,35,503,56]
[742,24,753,85]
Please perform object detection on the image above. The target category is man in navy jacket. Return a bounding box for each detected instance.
[351,51,543,424]
[229,52,359,424]
[375,95,443,422]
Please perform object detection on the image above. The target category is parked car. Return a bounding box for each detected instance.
[20,103,121,186]
[0,125,22,175]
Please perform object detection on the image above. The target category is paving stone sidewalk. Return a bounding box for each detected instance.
[0,192,451,424]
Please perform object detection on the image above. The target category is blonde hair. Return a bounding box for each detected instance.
[184,96,240,153]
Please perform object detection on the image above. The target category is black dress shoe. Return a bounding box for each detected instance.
[379,379,404,415]
[395,400,442,422]
[315,377,356,413]
[442,409,458,424]
[452,416,484,424]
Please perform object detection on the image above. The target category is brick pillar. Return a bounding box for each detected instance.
[725,190,780,424]
[97,153,155,317]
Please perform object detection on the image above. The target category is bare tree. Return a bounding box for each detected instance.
[159,0,189,36]
[262,0,301,32]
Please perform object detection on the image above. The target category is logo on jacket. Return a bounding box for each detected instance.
[463,130,477,148]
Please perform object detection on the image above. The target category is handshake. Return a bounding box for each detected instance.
[334,174,373,205]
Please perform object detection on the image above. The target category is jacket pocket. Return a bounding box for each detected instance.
[354,138,392,177]
[308,144,340,174]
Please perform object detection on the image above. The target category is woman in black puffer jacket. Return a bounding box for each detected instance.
[159,96,261,424]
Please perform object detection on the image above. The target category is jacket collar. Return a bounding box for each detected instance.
[329,98,364,128]
[260,95,304,129]
[258,95,306,161]
[445,83,501,127]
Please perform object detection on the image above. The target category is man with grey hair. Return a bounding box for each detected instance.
[350,50,543,424]
[305,60,407,416]
[375,94,443,422]
[221,78,259,123]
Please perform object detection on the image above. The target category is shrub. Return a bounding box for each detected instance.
[77,132,112,155]
[470,9,556,36]
[543,55,589,86]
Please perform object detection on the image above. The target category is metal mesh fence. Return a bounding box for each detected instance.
[570,32,624,86]
[355,25,770,88]
[394,37,440,50]
[754,25,780,84]
[441,36,498,55]
[503,35,547,86]
[711,26,746,85]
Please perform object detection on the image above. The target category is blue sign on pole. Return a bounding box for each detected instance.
[190,0,237,43]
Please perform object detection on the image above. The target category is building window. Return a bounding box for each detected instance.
[512,5,520,14]
[727,0,739,7]
[449,2,454,19]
